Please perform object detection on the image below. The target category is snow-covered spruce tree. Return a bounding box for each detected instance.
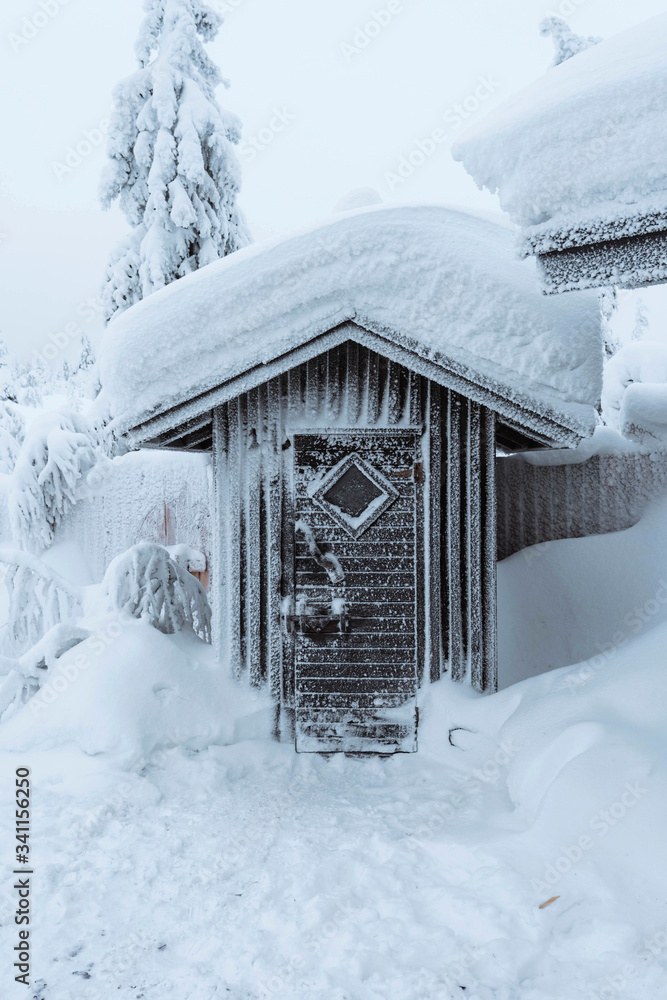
[75,334,95,373]
[100,0,251,322]
[0,337,15,401]
[539,16,601,66]
[0,401,25,475]
[9,411,105,550]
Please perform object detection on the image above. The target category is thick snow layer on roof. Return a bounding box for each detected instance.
[453,15,667,236]
[98,205,602,435]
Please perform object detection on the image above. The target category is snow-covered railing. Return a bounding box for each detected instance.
[0,548,83,657]
[497,447,667,560]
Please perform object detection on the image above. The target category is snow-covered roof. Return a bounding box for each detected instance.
[98,205,603,443]
[453,14,667,250]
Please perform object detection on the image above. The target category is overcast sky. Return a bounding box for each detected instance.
[1,0,666,361]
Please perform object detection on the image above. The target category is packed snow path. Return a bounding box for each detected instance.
[3,672,665,1000]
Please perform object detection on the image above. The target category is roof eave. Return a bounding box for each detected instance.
[117,320,595,453]
[534,229,667,295]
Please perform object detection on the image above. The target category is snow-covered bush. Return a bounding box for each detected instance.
[100,0,251,321]
[539,16,601,67]
[9,410,106,550]
[102,542,211,641]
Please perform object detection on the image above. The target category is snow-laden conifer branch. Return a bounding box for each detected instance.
[0,623,90,723]
[0,549,83,658]
[102,542,211,641]
[9,411,106,550]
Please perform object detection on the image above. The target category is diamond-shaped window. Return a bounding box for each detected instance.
[311,453,399,539]
[322,465,384,519]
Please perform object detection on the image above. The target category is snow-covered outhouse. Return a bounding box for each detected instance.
[99,205,602,752]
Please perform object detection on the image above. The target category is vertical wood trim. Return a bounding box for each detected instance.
[305,358,319,419]
[267,377,283,704]
[428,382,443,683]
[468,401,483,692]
[328,347,343,422]
[316,352,328,418]
[287,364,305,422]
[459,397,470,671]
[245,388,262,686]
[387,360,402,425]
[367,350,380,425]
[482,407,498,693]
[258,383,270,687]
[281,433,296,711]
[441,390,450,666]
[211,406,228,660]
[415,427,426,690]
[347,341,361,424]
[448,392,464,682]
[408,371,420,427]
[399,365,410,424]
[226,398,243,678]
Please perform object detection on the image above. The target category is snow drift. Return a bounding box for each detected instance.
[98,205,603,438]
[0,617,271,766]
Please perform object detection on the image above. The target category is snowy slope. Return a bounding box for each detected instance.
[1,622,667,999]
[97,205,603,437]
[453,14,667,237]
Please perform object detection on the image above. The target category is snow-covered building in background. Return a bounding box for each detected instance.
[96,204,603,751]
[453,13,667,295]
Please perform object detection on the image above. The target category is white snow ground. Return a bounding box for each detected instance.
[1,504,667,999]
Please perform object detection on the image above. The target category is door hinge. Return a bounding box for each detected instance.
[393,463,424,483]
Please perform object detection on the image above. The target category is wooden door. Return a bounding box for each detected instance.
[289,430,422,753]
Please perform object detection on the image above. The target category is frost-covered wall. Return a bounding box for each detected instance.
[497,447,667,560]
[58,450,213,585]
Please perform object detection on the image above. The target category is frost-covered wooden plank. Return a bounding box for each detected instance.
[226,398,243,679]
[327,347,343,422]
[468,401,483,692]
[481,406,498,693]
[447,391,464,682]
[245,388,262,686]
[387,360,402,425]
[211,406,228,657]
[346,341,361,424]
[428,382,443,683]
[366,350,380,425]
[266,378,283,704]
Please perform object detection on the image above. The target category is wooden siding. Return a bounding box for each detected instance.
[213,340,498,749]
